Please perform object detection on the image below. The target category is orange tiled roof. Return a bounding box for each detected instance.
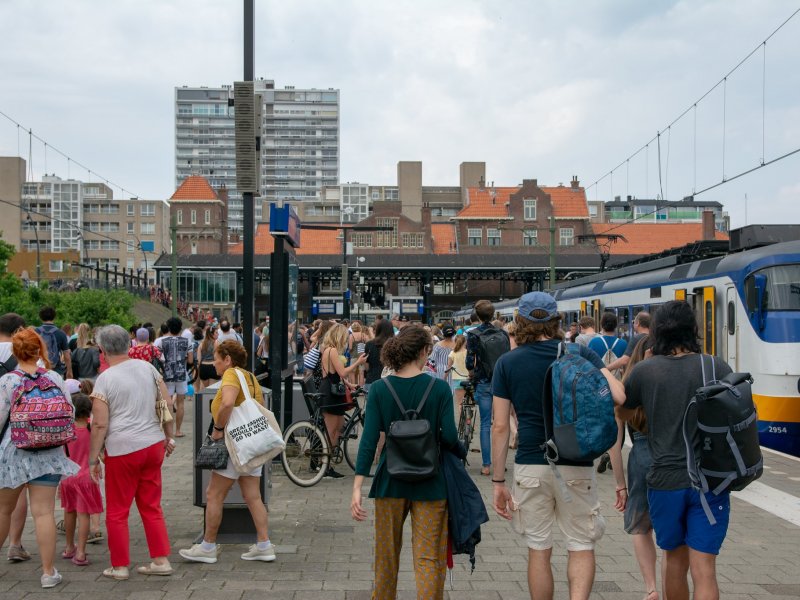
[456,187,517,219]
[592,223,729,255]
[541,186,590,218]
[431,223,456,254]
[170,176,220,202]
[230,224,345,255]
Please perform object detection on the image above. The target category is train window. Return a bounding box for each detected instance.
[649,287,662,298]
[632,305,645,317]
[727,301,736,335]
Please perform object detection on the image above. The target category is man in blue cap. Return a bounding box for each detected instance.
[490,291,624,600]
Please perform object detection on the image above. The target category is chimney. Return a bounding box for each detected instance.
[478,176,485,191]
[571,175,580,189]
[701,210,715,241]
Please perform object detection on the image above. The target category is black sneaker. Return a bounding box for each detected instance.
[596,452,611,474]
[324,468,344,479]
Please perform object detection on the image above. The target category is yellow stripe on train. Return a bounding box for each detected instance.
[753,394,800,423]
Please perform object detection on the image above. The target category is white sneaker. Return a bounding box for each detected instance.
[240,543,276,562]
[41,568,63,588]
[179,543,220,564]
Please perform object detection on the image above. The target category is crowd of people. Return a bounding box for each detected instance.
[0,297,735,600]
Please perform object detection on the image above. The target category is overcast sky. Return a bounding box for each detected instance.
[1,0,798,229]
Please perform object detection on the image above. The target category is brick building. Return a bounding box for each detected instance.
[170,175,228,255]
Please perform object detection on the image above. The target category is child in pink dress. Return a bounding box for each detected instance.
[60,394,104,566]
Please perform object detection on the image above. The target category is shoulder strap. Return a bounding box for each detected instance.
[383,376,436,420]
[610,338,619,352]
[232,367,255,403]
[600,336,610,351]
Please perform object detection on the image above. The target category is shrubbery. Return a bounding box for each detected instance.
[0,238,137,329]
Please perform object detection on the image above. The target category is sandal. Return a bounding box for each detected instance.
[61,548,75,559]
[71,555,90,567]
[480,467,491,476]
[87,531,104,544]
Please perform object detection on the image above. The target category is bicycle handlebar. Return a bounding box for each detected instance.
[445,366,469,378]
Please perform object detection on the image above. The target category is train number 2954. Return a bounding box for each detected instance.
[768,426,789,434]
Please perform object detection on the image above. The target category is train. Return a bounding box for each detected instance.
[452,239,800,457]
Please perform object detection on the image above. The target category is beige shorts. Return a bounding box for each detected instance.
[510,464,605,551]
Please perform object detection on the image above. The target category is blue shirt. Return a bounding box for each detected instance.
[588,335,627,362]
[492,340,605,466]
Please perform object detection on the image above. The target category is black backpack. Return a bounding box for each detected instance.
[682,355,763,524]
[0,355,18,376]
[473,325,510,381]
[383,377,439,482]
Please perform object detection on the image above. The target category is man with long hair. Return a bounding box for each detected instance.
[616,301,733,600]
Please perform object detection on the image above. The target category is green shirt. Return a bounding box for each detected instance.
[355,374,458,501]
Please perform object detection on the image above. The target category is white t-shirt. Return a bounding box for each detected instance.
[0,342,12,364]
[91,359,165,456]
[216,330,241,344]
[181,328,194,342]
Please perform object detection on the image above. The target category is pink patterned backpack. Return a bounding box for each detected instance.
[1,369,75,450]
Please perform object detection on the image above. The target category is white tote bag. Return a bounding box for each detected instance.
[224,368,286,473]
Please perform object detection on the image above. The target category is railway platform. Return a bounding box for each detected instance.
[1,406,799,600]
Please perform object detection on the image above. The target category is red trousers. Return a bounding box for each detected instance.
[104,441,171,567]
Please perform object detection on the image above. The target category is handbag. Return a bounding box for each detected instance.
[224,368,286,473]
[152,370,173,429]
[195,435,229,470]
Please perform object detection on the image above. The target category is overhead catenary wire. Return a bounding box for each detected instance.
[0,108,164,206]
[586,7,800,209]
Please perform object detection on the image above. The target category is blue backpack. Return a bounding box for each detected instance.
[542,342,616,466]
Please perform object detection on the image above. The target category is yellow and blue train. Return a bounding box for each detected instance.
[453,239,800,456]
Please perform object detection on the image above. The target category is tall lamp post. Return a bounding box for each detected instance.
[26,213,41,286]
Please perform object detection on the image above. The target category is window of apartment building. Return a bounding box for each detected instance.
[523,229,538,246]
[101,241,119,251]
[384,189,399,201]
[127,240,135,253]
[468,228,482,246]
[401,233,424,249]
[371,190,380,201]
[126,258,135,270]
[487,228,501,247]
[49,260,63,273]
[127,222,134,234]
[588,204,598,218]
[524,199,537,220]
[204,210,211,225]
[560,227,575,246]
[191,210,197,225]
[352,233,373,248]
[140,223,155,235]
[177,210,183,225]
[141,204,155,217]
[376,217,399,248]
[127,204,135,216]
[191,242,197,255]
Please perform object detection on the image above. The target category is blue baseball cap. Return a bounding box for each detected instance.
[518,292,559,322]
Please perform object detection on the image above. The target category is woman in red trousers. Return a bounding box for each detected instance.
[89,325,176,580]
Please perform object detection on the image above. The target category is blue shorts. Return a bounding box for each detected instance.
[647,488,730,555]
[29,473,62,487]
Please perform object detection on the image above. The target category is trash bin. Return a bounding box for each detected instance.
[193,381,272,543]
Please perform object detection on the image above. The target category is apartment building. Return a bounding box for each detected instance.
[175,80,340,235]
[591,196,730,232]
[19,175,169,284]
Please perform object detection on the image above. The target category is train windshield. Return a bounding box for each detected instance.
[745,265,800,311]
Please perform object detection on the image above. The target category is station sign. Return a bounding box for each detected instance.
[269,203,301,248]
[139,241,155,252]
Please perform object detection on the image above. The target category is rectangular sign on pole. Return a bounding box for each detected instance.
[139,241,155,252]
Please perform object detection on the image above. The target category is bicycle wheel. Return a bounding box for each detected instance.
[458,405,475,451]
[343,416,379,475]
[280,421,329,487]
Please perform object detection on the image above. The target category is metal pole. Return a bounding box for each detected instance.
[549,215,556,289]
[171,213,178,318]
[342,228,350,320]
[241,0,256,368]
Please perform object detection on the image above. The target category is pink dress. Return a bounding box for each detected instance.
[60,427,104,514]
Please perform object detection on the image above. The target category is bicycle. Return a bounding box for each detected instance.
[281,387,376,487]
[448,368,477,459]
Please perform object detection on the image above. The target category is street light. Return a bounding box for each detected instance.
[25,213,41,286]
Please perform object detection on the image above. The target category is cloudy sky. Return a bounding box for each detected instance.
[0,0,798,229]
